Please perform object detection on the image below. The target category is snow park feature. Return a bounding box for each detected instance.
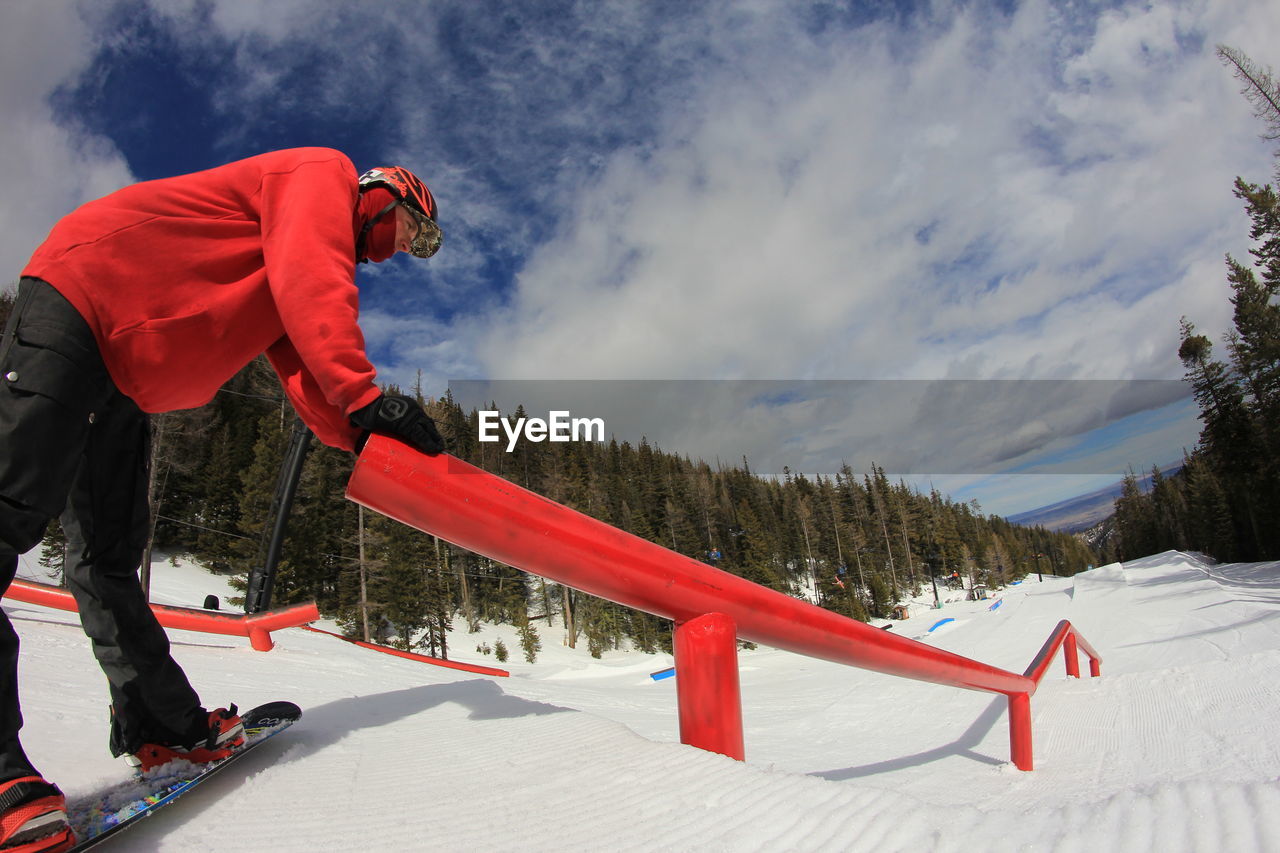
[346,435,1101,770]
[3,577,317,650]
[12,547,1280,849]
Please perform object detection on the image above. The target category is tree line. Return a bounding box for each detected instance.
[1106,47,1280,564]
[176,383,1095,658]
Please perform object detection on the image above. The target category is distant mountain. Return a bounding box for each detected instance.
[1007,464,1182,533]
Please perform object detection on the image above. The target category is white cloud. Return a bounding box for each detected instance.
[0,3,133,287]
[472,0,1279,387]
[13,0,1278,514]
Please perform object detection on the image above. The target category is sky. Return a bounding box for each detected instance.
[3,0,1279,516]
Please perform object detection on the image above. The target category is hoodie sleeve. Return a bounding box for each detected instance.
[256,151,382,448]
[266,337,377,450]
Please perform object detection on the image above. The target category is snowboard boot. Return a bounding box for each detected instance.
[126,706,245,772]
[0,776,73,852]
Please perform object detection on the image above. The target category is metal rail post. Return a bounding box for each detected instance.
[673,613,744,760]
[1064,633,1080,678]
[246,418,312,614]
[1008,692,1033,770]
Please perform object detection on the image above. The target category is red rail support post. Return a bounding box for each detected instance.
[673,613,744,761]
[1064,632,1080,679]
[1008,692,1033,770]
[249,625,274,652]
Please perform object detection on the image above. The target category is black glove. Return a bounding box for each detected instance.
[350,394,445,455]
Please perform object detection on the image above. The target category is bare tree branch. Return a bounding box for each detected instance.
[1218,44,1280,141]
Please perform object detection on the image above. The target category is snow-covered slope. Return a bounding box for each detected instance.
[11,550,1280,851]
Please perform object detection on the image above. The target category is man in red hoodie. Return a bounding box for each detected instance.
[0,148,445,852]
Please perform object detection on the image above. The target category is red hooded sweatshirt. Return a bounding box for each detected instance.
[22,147,387,451]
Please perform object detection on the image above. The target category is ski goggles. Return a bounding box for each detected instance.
[404,204,443,258]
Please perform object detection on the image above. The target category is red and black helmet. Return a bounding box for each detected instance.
[357,166,442,258]
[358,166,437,221]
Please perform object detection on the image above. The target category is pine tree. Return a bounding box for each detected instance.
[866,467,902,602]
[344,504,386,642]
[734,502,783,590]
[37,520,67,584]
[516,608,542,663]
[1218,46,1280,155]
[1226,180,1280,551]
[294,443,359,612]
[423,536,455,659]
[173,357,284,576]
[375,514,432,652]
[1178,319,1265,555]
[1182,452,1236,561]
[578,595,620,659]
[1225,243,1280,442]
[1149,465,1189,552]
[0,288,14,332]
[1113,469,1155,560]
[226,409,289,606]
[867,573,893,619]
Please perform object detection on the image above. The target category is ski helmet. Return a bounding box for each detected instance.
[357,166,442,258]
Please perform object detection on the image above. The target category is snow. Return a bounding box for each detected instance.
[10,548,1280,851]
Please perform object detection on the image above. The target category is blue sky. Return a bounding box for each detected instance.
[3,0,1279,516]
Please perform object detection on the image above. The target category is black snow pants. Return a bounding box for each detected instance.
[0,278,205,782]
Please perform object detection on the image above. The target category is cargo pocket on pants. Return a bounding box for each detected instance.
[0,336,96,517]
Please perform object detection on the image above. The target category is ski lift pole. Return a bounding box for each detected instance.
[246,417,313,614]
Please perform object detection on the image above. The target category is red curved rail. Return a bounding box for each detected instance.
[3,577,317,651]
[1025,619,1103,683]
[345,436,1101,770]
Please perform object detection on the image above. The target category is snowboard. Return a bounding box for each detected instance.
[65,701,301,851]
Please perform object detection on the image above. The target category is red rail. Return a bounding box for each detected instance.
[1009,619,1102,768]
[3,578,317,651]
[300,625,510,677]
[347,436,1102,770]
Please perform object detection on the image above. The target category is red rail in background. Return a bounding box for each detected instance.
[300,624,510,677]
[3,578,317,651]
[347,436,1103,770]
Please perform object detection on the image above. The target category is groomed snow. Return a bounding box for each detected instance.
[10,549,1280,851]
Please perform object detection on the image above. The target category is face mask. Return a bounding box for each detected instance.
[363,210,398,262]
[355,188,398,263]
